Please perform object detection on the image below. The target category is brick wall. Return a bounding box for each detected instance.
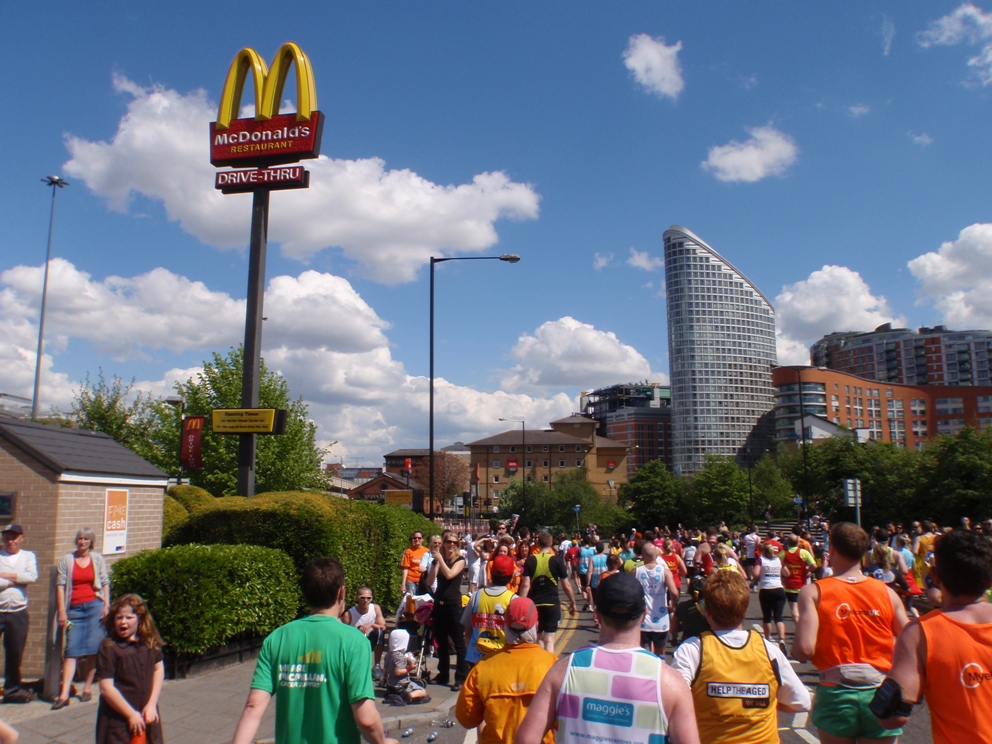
[0,440,164,683]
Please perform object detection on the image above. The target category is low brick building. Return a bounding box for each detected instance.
[0,416,168,696]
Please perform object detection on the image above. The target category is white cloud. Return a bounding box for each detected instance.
[847,104,871,118]
[702,125,798,183]
[63,76,540,285]
[909,131,934,147]
[623,34,685,100]
[626,248,664,272]
[593,252,614,271]
[774,265,904,362]
[883,15,896,56]
[918,4,992,85]
[908,223,992,327]
[500,317,665,392]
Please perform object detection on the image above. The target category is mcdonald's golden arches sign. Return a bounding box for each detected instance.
[210,42,323,168]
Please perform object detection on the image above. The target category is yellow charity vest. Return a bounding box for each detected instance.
[471,586,516,656]
[691,630,780,744]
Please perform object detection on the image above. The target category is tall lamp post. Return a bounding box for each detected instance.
[32,176,69,420]
[429,254,520,519]
[165,396,186,486]
[499,417,526,520]
[795,367,810,528]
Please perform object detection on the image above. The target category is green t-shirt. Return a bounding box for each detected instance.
[251,615,374,744]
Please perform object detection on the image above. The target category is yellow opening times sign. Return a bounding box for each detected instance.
[211,408,287,434]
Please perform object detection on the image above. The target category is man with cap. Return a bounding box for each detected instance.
[517,572,700,744]
[462,554,518,667]
[456,596,556,744]
[0,524,37,702]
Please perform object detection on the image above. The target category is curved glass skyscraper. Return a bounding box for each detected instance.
[663,226,778,474]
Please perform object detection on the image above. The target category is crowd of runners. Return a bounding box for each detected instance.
[383,516,992,744]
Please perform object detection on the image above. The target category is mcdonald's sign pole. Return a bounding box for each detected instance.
[211,42,323,496]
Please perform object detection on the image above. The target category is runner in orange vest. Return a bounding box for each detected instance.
[872,529,992,743]
[792,522,909,743]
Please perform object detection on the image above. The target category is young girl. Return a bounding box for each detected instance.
[96,594,165,744]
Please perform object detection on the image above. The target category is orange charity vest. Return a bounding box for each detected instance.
[919,609,992,744]
[691,630,780,743]
[661,553,681,587]
[811,576,895,675]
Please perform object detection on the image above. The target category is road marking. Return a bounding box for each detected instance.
[555,607,580,653]
[463,726,478,744]
[796,729,819,743]
[792,712,808,728]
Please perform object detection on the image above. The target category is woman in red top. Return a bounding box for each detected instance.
[53,527,111,709]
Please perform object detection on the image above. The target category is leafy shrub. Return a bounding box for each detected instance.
[165,492,438,611]
[162,495,188,539]
[168,485,215,514]
[111,544,298,656]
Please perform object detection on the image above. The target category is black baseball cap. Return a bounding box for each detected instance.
[595,572,645,621]
[1,524,23,535]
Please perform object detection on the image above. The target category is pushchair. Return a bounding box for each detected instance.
[412,599,435,684]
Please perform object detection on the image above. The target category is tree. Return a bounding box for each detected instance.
[618,460,682,531]
[411,451,470,512]
[687,455,750,526]
[70,347,329,497]
[915,427,992,524]
[749,454,793,522]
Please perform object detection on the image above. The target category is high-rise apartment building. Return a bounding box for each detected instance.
[663,226,778,473]
[811,324,992,387]
[580,382,672,475]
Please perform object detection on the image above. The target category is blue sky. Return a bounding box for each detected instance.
[3,2,992,463]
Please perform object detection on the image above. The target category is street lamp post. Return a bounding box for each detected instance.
[796,367,810,528]
[165,396,186,486]
[499,417,526,520]
[430,254,519,519]
[32,176,69,420]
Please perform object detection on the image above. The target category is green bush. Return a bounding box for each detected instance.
[110,544,298,656]
[162,495,188,539]
[165,492,439,611]
[168,485,216,514]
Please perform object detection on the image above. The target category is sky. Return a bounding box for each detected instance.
[3,2,992,465]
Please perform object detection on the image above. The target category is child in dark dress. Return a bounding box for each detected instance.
[96,594,165,744]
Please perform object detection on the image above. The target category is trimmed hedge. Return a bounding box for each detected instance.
[111,544,298,656]
[165,492,439,611]
[168,485,216,514]
[162,495,188,539]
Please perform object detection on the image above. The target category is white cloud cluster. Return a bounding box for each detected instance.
[593,252,614,271]
[909,131,934,147]
[702,125,798,183]
[626,248,664,271]
[847,104,871,118]
[883,15,896,56]
[774,265,904,364]
[63,76,540,284]
[909,223,992,327]
[500,317,664,392]
[918,3,992,85]
[623,34,685,100]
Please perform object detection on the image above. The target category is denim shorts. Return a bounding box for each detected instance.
[65,600,105,657]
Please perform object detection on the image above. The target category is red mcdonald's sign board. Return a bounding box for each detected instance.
[507,457,519,471]
[181,416,206,470]
[607,459,616,469]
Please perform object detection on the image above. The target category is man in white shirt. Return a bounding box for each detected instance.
[743,524,762,591]
[0,524,38,701]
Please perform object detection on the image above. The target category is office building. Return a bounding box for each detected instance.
[664,225,778,474]
[772,365,992,449]
[811,324,992,387]
[580,382,672,475]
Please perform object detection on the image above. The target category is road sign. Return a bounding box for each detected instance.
[793,496,803,505]
[211,408,287,434]
[573,504,581,513]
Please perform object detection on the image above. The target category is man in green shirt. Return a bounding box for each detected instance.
[232,557,397,744]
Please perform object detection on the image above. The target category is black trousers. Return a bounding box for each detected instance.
[0,609,29,690]
[432,599,467,684]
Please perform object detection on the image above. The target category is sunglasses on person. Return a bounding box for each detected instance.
[443,540,459,545]
[357,595,372,601]
[412,536,423,541]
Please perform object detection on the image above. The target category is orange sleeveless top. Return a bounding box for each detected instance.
[811,576,895,674]
[919,610,992,744]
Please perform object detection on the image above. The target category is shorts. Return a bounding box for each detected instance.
[785,590,799,604]
[65,600,105,658]
[743,557,755,570]
[811,685,903,739]
[468,562,482,585]
[535,603,561,633]
[640,630,668,650]
[579,572,590,590]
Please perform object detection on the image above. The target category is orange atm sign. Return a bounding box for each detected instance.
[105,489,129,554]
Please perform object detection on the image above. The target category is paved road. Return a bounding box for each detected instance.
[422,585,935,744]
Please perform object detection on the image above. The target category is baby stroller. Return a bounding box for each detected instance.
[381,628,432,707]
[412,599,435,684]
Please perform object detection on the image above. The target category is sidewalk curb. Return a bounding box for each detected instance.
[254,697,457,743]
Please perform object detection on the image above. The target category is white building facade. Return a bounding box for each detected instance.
[663,226,778,474]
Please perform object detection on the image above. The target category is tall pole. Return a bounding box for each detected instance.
[32,176,68,420]
[237,189,269,497]
[430,254,520,519]
[796,367,810,528]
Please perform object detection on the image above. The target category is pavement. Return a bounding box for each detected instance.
[0,646,461,743]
